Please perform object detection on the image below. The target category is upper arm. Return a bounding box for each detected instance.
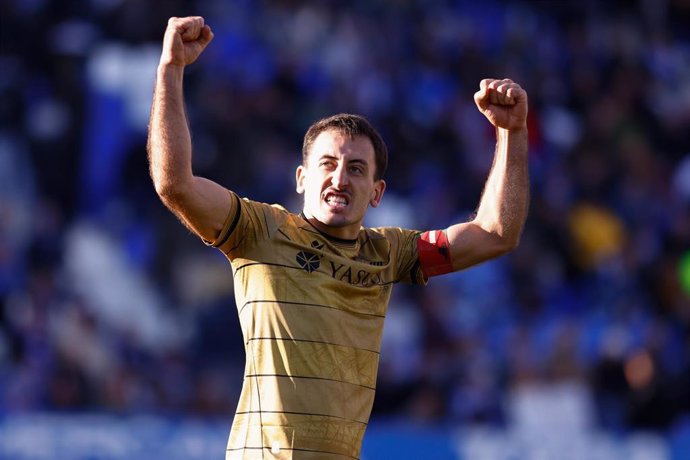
[157,175,236,245]
[445,221,516,271]
[418,221,516,277]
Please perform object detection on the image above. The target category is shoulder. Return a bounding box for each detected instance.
[360,226,422,251]
[237,195,295,222]
[362,226,422,240]
[222,195,298,253]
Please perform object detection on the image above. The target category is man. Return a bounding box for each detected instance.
[148,16,529,460]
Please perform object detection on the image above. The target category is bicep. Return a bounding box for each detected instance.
[445,221,514,271]
[158,175,235,245]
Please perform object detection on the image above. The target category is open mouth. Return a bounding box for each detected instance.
[323,192,349,210]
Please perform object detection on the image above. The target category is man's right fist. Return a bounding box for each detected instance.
[160,16,214,67]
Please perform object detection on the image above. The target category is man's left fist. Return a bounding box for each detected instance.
[474,78,528,131]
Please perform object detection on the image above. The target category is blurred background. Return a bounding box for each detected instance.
[1,0,690,458]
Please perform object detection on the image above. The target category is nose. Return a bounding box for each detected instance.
[330,163,349,189]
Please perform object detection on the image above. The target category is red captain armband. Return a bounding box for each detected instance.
[417,229,454,277]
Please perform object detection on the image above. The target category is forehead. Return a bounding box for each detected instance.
[308,130,375,163]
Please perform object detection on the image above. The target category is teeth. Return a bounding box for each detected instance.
[326,196,347,205]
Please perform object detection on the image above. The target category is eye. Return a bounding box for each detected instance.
[349,165,364,175]
[319,160,336,170]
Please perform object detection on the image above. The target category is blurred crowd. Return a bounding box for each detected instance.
[1,0,690,437]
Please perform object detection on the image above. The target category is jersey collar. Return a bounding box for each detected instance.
[299,212,359,246]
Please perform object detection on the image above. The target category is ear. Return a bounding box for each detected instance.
[369,179,386,208]
[295,165,305,194]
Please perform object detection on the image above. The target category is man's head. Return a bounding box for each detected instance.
[302,114,388,181]
[296,114,388,239]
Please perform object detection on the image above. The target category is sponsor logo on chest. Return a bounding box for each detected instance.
[294,241,384,287]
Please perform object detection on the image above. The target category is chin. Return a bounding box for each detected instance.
[320,214,350,227]
[317,208,357,226]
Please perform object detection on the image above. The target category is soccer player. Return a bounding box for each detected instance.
[148,16,529,460]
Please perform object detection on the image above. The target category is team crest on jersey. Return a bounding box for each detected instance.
[296,250,320,273]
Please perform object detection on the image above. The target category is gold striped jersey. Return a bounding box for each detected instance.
[209,192,426,460]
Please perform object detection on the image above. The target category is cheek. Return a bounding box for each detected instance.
[306,181,322,200]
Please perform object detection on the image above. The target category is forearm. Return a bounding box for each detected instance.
[435,79,529,273]
[473,127,529,248]
[147,64,194,198]
[146,17,232,243]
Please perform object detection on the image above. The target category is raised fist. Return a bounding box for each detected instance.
[159,16,214,67]
[474,79,528,131]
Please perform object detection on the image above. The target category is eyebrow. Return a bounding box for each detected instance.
[349,159,368,167]
[317,154,369,167]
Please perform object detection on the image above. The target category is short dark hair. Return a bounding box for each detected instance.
[302,113,388,181]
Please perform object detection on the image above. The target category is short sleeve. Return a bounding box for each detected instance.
[371,227,427,285]
[204,191,288,260]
